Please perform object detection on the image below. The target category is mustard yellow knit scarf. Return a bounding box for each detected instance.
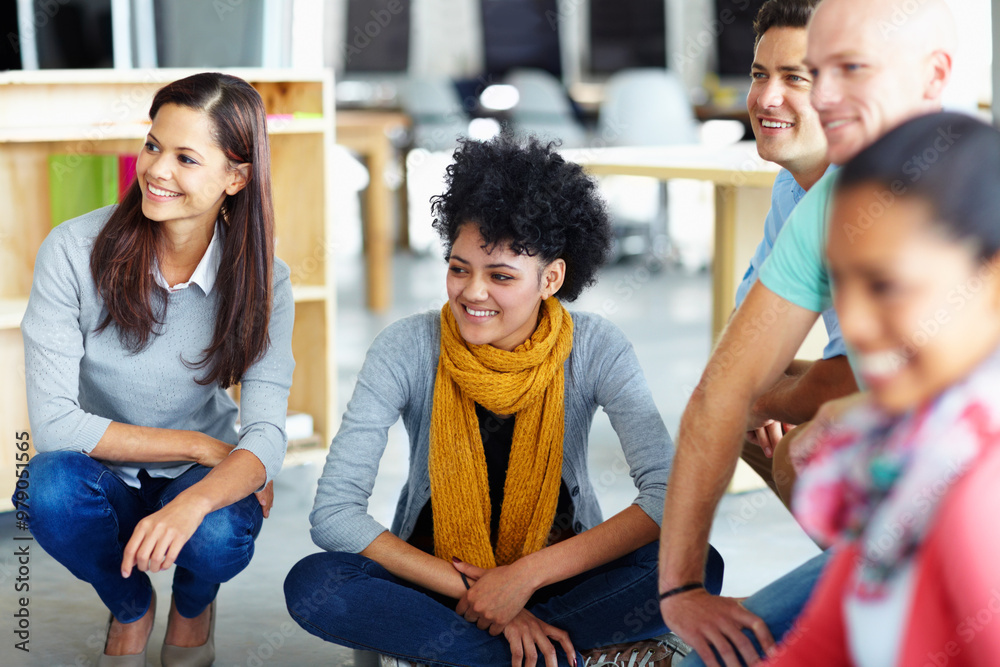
[430,297,573,568]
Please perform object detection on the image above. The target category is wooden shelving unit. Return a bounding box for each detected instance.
[0,68,337,511]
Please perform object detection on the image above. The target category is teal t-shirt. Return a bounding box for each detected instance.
[758,169,867,387]
[758,169,837,313]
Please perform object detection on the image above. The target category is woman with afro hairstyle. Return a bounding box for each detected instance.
[285,134,723,666]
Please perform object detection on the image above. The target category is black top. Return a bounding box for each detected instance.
[408,403,574,555]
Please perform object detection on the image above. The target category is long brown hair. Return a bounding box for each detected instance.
[90,72,275,388]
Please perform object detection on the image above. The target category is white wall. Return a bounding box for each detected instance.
[944,0,992,111]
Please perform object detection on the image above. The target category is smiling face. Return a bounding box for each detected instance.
[446,224,565,351]
[747,27,827,178]
[827,184,1000,414]
[137,103,248,231]
[805,0,944,166]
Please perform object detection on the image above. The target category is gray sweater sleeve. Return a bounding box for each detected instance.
[233,261,296,486]
[22,223,113,453]
[584,316,673,526]
[309,316,424,554]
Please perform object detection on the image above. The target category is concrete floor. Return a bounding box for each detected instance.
[1,250,819,666]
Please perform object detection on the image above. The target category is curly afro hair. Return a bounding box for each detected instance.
[430,133,613,302]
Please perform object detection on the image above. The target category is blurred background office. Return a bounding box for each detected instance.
[4,0,992,265]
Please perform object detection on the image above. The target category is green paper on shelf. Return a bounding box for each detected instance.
[292,112,324,119]
[48,154,119,227]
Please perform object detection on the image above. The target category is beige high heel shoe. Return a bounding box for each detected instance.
[161,597,216,667]
[98,589,156,667]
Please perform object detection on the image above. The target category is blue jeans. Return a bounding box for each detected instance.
[21,451,263,622]
[285,541,724,667]
[679,551,830,666]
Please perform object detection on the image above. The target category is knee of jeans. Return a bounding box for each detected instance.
[284,552,366,624]
[22,452,101,526]
[626,540,660,575]
[183,500,261,581]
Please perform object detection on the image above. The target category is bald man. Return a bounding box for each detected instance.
[659,1,957,665]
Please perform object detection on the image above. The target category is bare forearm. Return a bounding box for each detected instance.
[658,388,748,588]
[753,356,858,425]
[361,531,468,599]
[519,504,659,590]
[360,506,658,601]
[659,283,819,590]
[89,422,204,462]
[174,450,267,516]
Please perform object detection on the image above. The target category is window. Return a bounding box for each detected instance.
[589,0,666,74]
[481,0,562,79]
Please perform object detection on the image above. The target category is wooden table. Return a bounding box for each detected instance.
[336,110,411,311]
[565,143,780,341]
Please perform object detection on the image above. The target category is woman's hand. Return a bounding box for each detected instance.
[255,480,274,518]
[502,609,577,667]
[194,434,236,467]
[745,420,786,458]
[453,559,537,633]
[120,494,210,577]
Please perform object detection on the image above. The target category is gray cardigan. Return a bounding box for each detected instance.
[22,206,295,486]
[310,310,674,554]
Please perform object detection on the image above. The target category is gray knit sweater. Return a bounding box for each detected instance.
[22,205,295,486]
[310,310,673,555]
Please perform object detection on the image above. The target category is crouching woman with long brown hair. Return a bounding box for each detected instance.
[18,72,294,667]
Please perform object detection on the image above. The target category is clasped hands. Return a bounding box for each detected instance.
[452,559,577,667]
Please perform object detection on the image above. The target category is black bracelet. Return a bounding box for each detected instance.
[460,572,471,590]
[659,582,704,600]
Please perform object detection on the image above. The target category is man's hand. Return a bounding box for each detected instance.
[453,560,537,634]
[660,590,774,667]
